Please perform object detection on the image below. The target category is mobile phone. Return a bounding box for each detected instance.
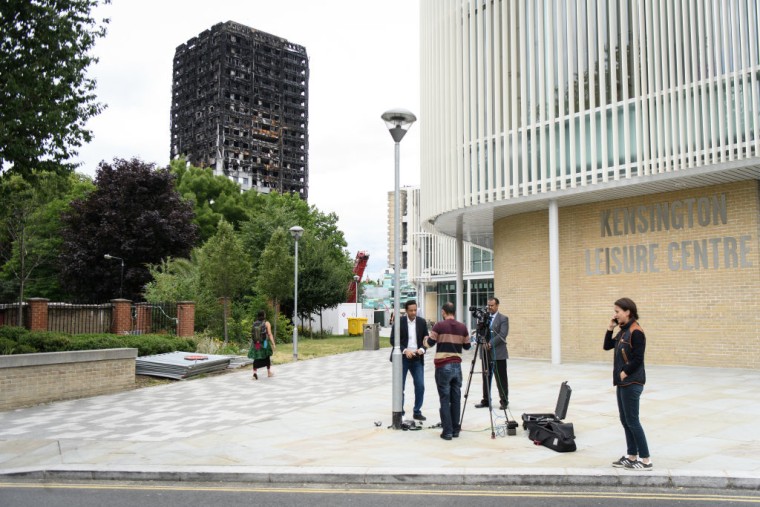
[612,318,619,324]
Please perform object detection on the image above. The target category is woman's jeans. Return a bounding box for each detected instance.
[435,362,463,436]
[616,384,650,459]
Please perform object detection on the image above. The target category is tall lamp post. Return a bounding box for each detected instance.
[381,108,417,430]
[289,226,304,361]
[353,274,360,317]
[104,254,125,299]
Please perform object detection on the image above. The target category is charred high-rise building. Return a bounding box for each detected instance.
[171,21,309,199]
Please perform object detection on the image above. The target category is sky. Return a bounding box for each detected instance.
[75,0,421,281]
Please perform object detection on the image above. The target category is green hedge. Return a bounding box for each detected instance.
[0,327,197,357]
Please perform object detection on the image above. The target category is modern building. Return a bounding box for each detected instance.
[387,188,409,270]
[389,186,495,327]
[171,21,309,198]
[420,0,760,369]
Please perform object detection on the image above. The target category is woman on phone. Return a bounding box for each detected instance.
[604,297,652,471]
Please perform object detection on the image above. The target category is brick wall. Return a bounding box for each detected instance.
[493,180,760,369]
[0,349,137,411]
[494,209,551,360]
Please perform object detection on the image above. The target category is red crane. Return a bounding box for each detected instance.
[347,251,369,303]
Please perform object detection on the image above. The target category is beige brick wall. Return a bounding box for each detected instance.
[494,181,760,369]
[0,350,136,411]
[494,210,552,360]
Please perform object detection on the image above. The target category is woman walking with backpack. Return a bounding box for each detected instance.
[249,310,276,379]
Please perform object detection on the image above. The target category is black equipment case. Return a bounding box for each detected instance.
[521,381,576,452]
[521,381,571,429]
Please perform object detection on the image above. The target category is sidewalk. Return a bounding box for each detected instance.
[0,347,758,488]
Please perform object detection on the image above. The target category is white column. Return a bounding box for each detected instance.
[549,199,561,364]
[456,220,464,322]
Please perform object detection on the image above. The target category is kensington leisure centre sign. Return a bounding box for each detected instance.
[585,193,753,276]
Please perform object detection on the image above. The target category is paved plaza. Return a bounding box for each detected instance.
[0,346,758,488]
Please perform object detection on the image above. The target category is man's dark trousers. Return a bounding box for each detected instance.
[481,348,508,406]
[402,355,424,415]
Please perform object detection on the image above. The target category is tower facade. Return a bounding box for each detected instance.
[171,21,309,198]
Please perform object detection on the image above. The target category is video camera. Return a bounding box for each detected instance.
[468,306,490,342]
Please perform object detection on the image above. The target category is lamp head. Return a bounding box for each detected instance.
[104,254,112,260]
[381,108,417,143]
[353,275,360,282]
[289,225,304,240]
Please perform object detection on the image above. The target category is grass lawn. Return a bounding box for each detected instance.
[270,335,387,364]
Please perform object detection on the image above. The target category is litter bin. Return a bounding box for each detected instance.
[348,317,367,336]
[363,322,380,350]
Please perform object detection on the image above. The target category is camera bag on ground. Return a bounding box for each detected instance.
[521,381,576,452]
[527,419,577,452]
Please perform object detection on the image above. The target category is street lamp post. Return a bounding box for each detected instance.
[353,274,360,317]
[289,226,304,361]
[381,108,417,430]
[103,254,125,299]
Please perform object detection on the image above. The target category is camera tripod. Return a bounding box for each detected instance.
[460,329,510,439]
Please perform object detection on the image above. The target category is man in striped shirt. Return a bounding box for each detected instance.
[423,301,471,440]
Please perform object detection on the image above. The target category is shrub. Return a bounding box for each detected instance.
[18,331,71,352]
[0,337,35,355]
[0,329,197,357]
[0,326,30,343]
[66,334,197,357]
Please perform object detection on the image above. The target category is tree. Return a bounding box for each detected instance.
[198,219,250,344]
[239,191,349,273]
[59,158,198,302]
[239,192,312,269]
[143,255,199,303]
[296,231,353,329]
[169,159,247,242]
[238,191,353,328]
[0,172,93,314]
[0,0,110,178]
[255,227,294,338]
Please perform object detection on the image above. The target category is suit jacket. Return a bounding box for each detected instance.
[389,315,430,363]
[488,311,509,360]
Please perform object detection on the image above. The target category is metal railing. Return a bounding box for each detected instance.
[47,303,112,334]
[0,300,179,336]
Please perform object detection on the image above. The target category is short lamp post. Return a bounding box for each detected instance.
[353,274,360,317]
[289,225,304,361]
[103,254,124,299]
[381,108,417,430]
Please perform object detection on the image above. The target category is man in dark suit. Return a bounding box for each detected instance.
[475,297,510,410]
[390,299,430,421]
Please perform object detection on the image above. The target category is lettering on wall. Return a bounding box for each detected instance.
[584,193,754,275]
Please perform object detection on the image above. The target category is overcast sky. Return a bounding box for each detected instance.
[75,0,421,280]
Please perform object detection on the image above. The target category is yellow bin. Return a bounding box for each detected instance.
[348,317,368,336]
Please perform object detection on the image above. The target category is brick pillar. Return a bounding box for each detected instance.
[28,298,49,332]
[177,301,195,337]
[110,299,132,335]
[135,303,152,335]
